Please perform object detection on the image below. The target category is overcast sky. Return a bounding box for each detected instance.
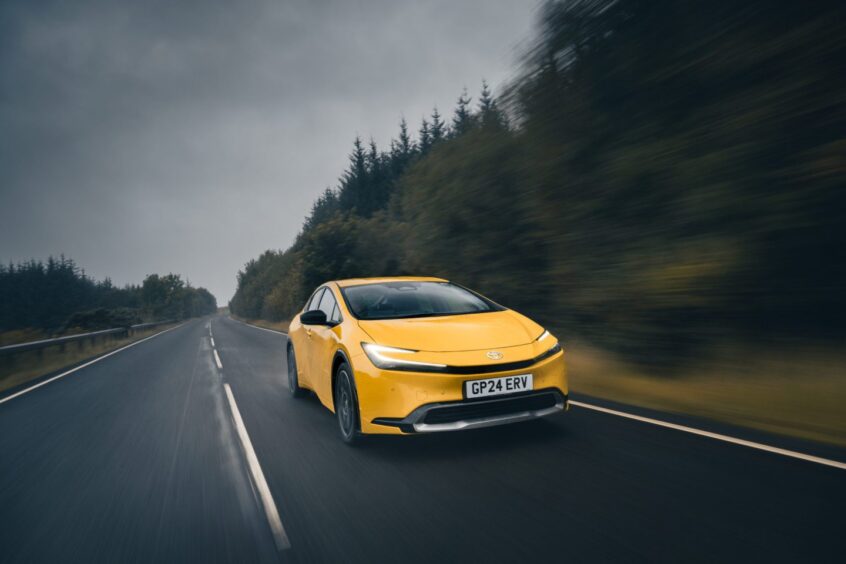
[0,0,540,303]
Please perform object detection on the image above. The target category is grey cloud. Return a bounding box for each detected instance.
[0,0,540,302]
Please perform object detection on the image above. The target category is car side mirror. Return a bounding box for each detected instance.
[300,309,328,326]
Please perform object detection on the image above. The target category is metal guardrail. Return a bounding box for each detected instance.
[0,320,177,355]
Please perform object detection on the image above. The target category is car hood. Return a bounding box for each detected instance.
[356,310,544,352]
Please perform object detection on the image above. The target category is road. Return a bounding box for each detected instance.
[1,316,843,563]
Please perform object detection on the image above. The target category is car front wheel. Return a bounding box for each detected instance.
[287,342,305,398]
[334,361,361,445]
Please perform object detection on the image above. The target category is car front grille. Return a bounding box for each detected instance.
[421,391,560,425]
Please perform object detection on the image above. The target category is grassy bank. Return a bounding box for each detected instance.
[0,323,180,394]
[566,342,845,448]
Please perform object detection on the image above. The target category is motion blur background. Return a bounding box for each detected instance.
[229,0,845,444]
[2,0,844,445]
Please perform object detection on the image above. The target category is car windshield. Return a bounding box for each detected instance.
[341,281,501,320]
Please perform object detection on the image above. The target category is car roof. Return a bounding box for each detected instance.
[333,276,447,288]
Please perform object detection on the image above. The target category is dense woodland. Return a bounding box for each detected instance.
[230,0,845,363]
[0,257,217,334]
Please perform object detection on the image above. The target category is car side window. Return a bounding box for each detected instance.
[316,288,337,320]
[305,288,324,312]
[329,303,341,323]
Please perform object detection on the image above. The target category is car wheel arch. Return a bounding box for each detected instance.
[331,349,353,410]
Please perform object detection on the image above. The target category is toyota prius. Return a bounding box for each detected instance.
[286,277,568,444]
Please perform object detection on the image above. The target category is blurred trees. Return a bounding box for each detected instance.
[141,273,217,321]
[230,0,845,362]
[0,257,217,333]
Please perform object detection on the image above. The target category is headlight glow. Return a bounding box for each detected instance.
[534,330,562,361]
[361,342,447,371]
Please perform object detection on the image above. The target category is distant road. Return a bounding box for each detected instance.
[1,316,843,563]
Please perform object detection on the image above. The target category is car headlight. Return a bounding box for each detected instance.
[361,342,447,372]
[536,341,562,362]
[535,330,562,360]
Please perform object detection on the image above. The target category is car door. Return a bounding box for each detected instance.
[294,287,325,388]
[309,286,343,407]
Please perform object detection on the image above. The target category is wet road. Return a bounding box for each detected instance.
[1,316,843,563]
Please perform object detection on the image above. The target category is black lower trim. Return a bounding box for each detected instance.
[423,392,558,424]
[371,388,568,433]
[371,417,416,433]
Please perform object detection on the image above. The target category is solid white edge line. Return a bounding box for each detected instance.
[0,323,186,406]
[224,383,291,550]
[213,349,223,370]
[228,317,287,335]
[569,400,846,471]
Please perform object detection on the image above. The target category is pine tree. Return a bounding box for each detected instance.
[304,188,339,231]
[479,79,494,115]
[367,138,380,174]
[366,138,387,212]
[397,117,413,157]
[418,118,432,154]
[451,87,474,136]
[430,107,445,144]
[338,136,368,214]
[478,79,506,129]
[389,117,415,183]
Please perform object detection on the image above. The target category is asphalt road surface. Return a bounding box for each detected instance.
[1,316,844,563]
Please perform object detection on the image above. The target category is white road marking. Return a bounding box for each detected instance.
[210,337,215,348]
[228,317,286,335]
[570,400,846,471]
[0,323,185,406]
[224,383,291,550]
[213,349,223,370]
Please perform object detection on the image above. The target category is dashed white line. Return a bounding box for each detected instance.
[570,400,846,471]
[0,323,185,406]
[213,349,223,370]
[210,337,215,348]
[224,383,291,550]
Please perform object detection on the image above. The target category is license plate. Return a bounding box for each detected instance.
[464,374,533,399]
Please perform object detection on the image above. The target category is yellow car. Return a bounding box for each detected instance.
[286,277,568,443]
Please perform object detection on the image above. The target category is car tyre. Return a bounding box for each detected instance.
[287,342,306,398]
[334,361,361,445]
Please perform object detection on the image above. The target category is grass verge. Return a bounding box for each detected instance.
[566,341,845,448]
[0,323,180,394]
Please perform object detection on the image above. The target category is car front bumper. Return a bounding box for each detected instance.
[352,349,568,435]
[372,388,567,433]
